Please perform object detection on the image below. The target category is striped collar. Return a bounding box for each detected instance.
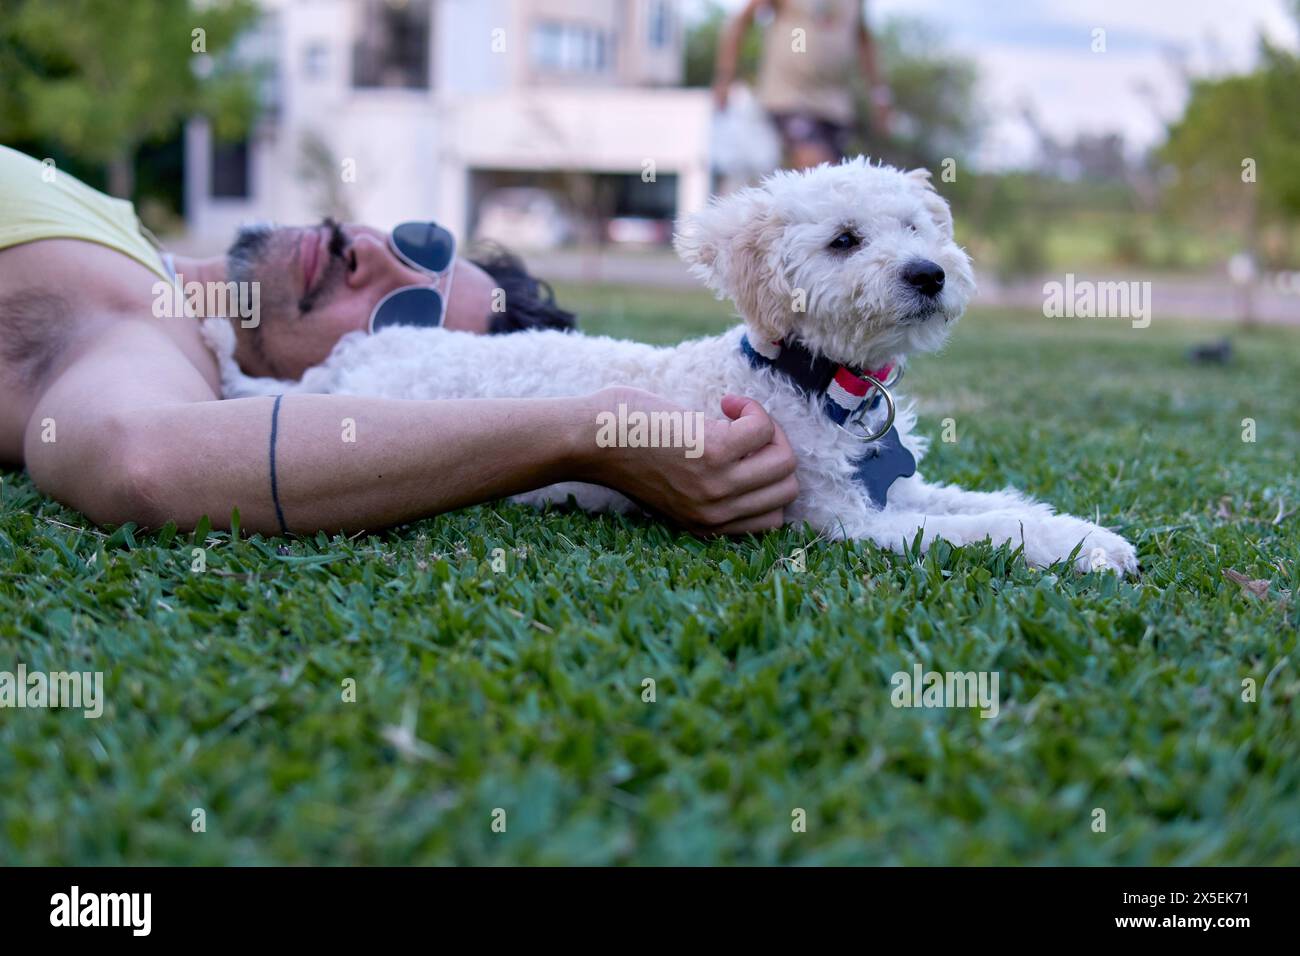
[740,334,897,426]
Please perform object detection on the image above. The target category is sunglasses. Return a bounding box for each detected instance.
[367,221,457,333]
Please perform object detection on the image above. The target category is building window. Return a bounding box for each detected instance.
[210,139,250,199]
[530,21,613,75]
[303,41,329,81]
[352,0,431,89]
[647,0,671,49]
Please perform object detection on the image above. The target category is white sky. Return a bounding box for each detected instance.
[689,0,1300,167]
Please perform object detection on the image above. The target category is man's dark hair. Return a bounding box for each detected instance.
[469,243,577,334]
[225,222,275,363]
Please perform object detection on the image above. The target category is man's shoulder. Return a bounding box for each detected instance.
[0,240,222,406]
[0,239,168,314]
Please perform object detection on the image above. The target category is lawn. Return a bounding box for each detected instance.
[2,287,1297,865]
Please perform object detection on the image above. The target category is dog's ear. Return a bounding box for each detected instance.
[674,187,761,288]
[674,188,793,341]
[906,168,955,238]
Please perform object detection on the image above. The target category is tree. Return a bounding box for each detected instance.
[864,18,982,170]
[0,0,260,199]
[1159,11,1300,249]
[682,0,762,89]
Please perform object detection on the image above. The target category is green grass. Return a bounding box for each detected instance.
[2,288,1298,865]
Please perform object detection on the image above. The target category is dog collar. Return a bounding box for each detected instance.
[740,333,915,508]
[739,334,896,426]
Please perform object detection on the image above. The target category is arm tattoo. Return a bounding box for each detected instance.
[268,394,289,535]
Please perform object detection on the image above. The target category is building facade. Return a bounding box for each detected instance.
[184,0,712,245]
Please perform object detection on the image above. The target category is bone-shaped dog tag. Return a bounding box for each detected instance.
[852,426,916,508]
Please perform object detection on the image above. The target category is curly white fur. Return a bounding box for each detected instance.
[205,158,1137,574]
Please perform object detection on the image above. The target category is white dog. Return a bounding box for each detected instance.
[208,158,1138,574]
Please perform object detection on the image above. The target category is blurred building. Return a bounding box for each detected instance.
[184,0,711,247]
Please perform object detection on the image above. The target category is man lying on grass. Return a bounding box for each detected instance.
[0,145,798,536]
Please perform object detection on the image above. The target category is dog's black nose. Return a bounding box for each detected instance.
[902,259,945,297]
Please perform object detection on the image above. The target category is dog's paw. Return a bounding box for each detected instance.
[1074,528,1139,576]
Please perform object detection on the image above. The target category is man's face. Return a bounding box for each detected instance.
[226,219,492,379]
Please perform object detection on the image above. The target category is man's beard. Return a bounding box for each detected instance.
[227,222,327,320]
[225,222,274,289]
[227,220,346,318]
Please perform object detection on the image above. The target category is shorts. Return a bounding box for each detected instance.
[769,112,851,160]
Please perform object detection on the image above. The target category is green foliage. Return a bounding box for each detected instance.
[3,289,1298,864]
[682,1,762,88]
[297,129,357,223]
[0,0,260,197]
[990,223,1049,283]
[1159,38,1300,234]
[861,18,983,169]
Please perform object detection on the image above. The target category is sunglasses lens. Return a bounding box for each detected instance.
[392,221,455,273]
[370,287,445,332]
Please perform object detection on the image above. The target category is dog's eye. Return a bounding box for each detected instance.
[828,231,861,251]
[905,221,919,233]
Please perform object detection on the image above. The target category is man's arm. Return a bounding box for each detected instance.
[858,6,891,134]
[24,320,799,536]
[712,0,767,111]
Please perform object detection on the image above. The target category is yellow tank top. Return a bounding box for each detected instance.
[0,145,170,282]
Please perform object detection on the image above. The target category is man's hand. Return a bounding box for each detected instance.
[575,386,800,536]
[712,0,763,116]
[872,100,893,138]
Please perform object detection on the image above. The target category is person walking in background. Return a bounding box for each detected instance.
[713,0,892,170]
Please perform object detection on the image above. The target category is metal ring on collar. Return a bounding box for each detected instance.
[835,372,896,443]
